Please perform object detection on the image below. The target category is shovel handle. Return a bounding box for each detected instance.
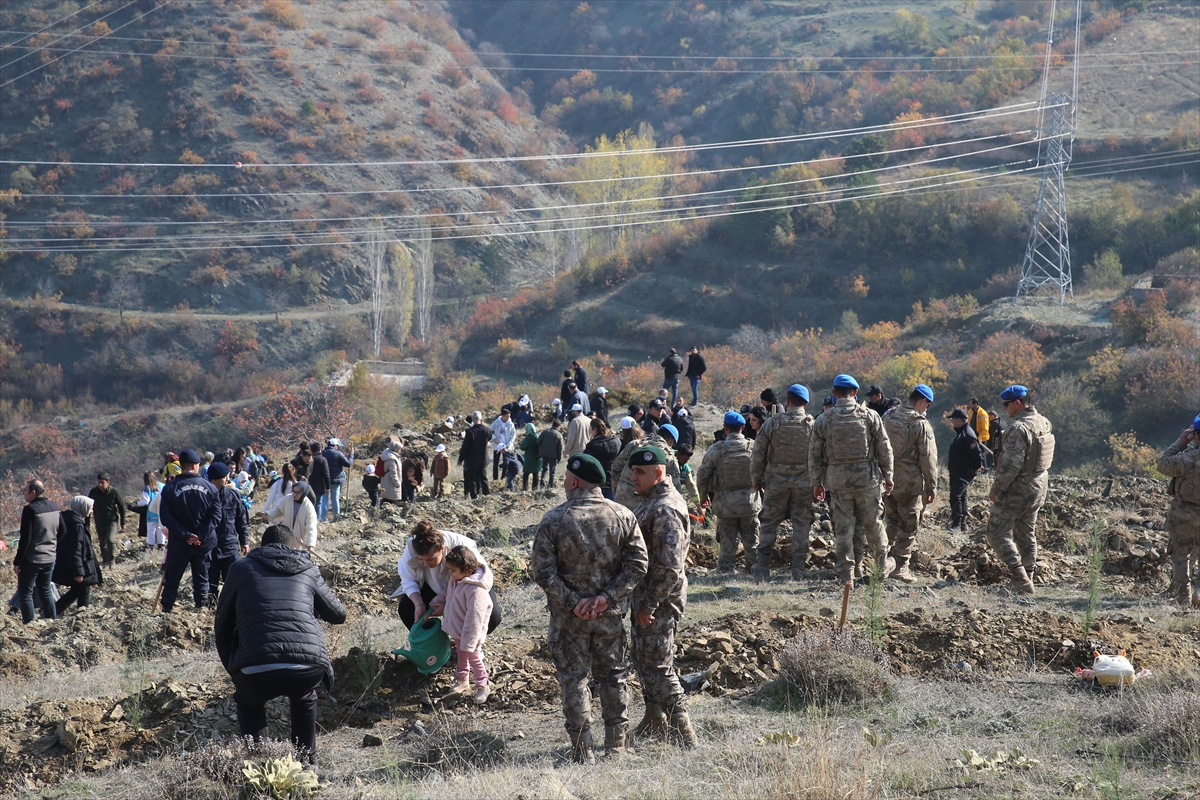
[837,580,851,633]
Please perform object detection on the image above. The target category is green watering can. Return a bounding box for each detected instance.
[392,611,451,674]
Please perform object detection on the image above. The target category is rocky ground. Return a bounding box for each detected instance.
[2,407,1198,798]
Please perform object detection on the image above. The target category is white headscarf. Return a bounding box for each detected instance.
[70,495,94,517]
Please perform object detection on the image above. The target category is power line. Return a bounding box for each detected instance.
[0,2,106,53]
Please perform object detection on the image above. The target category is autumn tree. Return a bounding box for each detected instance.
[569,124,670,252]
[963,333,1046,399]
[245,379,361,452]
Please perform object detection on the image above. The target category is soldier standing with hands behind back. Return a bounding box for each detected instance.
[532,454,648,763]
[695,411,761,573]
[1156,415,1200,607]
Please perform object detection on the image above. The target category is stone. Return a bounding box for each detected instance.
[363,733,383,747]
[56,720,80,752]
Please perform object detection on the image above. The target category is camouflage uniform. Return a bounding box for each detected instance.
[531,487,648,744]
[809,398,894,581]
[1155,435,1200,602]
[984,406,1054,571]
[695,433,761,572]
[751,406,815,577]
[881,403,938,571]
[631,480,690,715]
[613,434,682,510]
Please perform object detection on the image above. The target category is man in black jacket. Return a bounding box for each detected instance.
[159,449,219,612]
[866,386,889,417]
[572,360,589,395]
[590,386,608,424]
[685,347,706,406]
[458,412,491,499]
[947,409,983,531]
[672,407,696,450]
[215,524,346,764]
[207,461,249,598]
[88,472,125,566]
[306,441,331,521]
[661,348,685,406]
[15,480,65,623]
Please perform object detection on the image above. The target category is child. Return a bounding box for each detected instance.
[441,545,493,704]
[501,449,522,491]
[675,444,701,512]
[402,458,419,503]
[431,444,450,499]
[362,464,381,507]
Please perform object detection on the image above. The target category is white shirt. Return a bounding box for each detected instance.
[394,530,483,598]
[489,416,516,452]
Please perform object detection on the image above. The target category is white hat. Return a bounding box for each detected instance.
[445,416,454,425]
[620,416,635,430]
[571,403,583,412]
[365,464,375,474]
[597,386,608,394]
[435,444,446,453]
[327,437,342,447]
[519,394,531,406]
[675,408,688,417]
[552,398,561,405]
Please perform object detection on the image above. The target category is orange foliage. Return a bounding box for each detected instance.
[964,333,1046,399]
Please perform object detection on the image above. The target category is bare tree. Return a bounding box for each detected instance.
[265,286,288,322]
[365,223,389,357]
[108,265,139,322]
[412,215,434,341]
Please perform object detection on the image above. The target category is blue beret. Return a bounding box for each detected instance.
[914,383,934,402]
[1000,384,1029,402]
[207,461,230,480]
[787,384,810,403]
[724,411,746,426]
[833,374,859,390]
[1194,414,1200,431]
[659,424,679,442]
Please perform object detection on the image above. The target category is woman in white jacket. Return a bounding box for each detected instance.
[263,464,296,523]
[277,480,319,551]
[391,519,501,633]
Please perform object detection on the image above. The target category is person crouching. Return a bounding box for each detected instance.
[441,545,494,704]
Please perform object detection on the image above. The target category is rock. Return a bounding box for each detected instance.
[106,704,124,722]
[362,733,383,747]
[510,730,525,740]
[952,661,973,673]
[56,721,79,752]
[819,607,835,617]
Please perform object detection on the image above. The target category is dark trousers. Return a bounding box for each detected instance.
[398,582,502,634]
[949,475,973,527]
[161,545,212,612]
[539,459,559,489]
[401,482,416,502]
[367,490,379,507]
[96,520,120,564]
[209,554,237,598]
[232,666,325,765]
[17,563,55,624]
[493,451,503,481]
[463,465,489,499]
[57,582,91,614]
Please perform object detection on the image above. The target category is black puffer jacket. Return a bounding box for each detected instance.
[52,510,102,587]
[584,434,623,492]
[214,543,347,687]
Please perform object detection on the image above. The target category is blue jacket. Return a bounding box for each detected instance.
[322,447,354,483]
[160,473,218,555]
[213,485,249,560]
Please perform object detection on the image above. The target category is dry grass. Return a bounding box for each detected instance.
[770,628,892,709]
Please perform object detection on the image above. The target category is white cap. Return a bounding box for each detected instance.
[552,398,561,405]
[620,416,635,430]
[327,437,342,447]
[597,387,607,394]
[435,444,446,452]
[519,394,531,406]
[676,408,688,417]
[445,416,454,425]
[365,464,375,474]
[571,403,583,411]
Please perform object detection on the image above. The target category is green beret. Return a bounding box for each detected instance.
[565,452,605,485]
[630,446,668,466]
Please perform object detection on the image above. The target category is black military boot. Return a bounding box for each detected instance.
[666,706,697,749]
[634,703,667,741]
[569,728,595,764]
[752,551,772,582]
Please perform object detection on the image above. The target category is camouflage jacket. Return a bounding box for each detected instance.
[531,486,648,618]
[882,403,938,496]
[632,480,690,620]
[751,406,814,487]
[991,407,1055,496]
[695,433,762,517]
[614,434,682,493]
[809,398,894,492]
[1157,437,1200,505]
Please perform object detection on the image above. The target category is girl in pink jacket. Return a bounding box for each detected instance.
[442,546,494,704]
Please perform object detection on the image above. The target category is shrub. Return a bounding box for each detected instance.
[1107,432,1161,477]
[963,333,1046,399]
[355,15,387,39]
[872,349,947,392]
[1082,248,1123,290]
[772,628,892,708]
[262,0,305,29]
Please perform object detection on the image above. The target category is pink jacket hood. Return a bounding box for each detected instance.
[440,563,494,654]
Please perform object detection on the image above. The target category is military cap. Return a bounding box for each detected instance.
[659,424,679,443]
[914,383,934,402]
[649,398,665,409]
[823,396,836,407]
[630,445,668,466]
[1193,414,1200,431]
[1000,384,1029,401]
[867,384,884,396]
[787,384,810,403]
[207,461,231,480]
[833,374,859,389]
[948,408,968,420]
[724,411,746,426]
[566,453,605,485]
[178,448,202,464]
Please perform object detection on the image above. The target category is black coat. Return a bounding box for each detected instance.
[213,485,249,560]
[459,423,491,469]
[53,510,102,587]
[214,543,347,688]
[948,424,984,478]
[591,393,608,424]
[159,473,219,553]
[584,434,622,491]
[673,412,696,450]
[308,453,331,496]
[574,367,589,394]
[685,352,707,379]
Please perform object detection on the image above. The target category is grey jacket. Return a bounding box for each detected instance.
[16,497,65,567]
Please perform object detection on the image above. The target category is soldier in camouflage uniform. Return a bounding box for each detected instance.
[628,445,696,748]
[696,411,761,572]
[1155,415,1200,607]
[881,384,939,583]
[613,428,683,510]
[531,453,649,763]
[751,384,816,580]
[985,385,1055,595]
[809,374,894,584]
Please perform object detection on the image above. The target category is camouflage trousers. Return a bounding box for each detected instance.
[984,485,1046,568]
[547,613,629,735]
[1166,499,1200,588]
[631,613,684,711]
[757,482,813,570]
[828,486,886,580]
[717,515,759,572]
[884,492,923,563]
